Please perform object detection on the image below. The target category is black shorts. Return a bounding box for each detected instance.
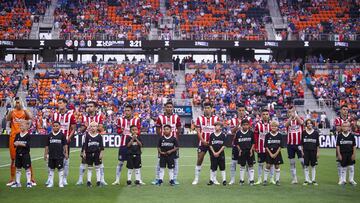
[48,158,64,170]
[127,154,142,169]
[238,150,255,167]
[232,146,239,161]
[197,145,209,153]
[287,145,302,159]
[86,152,102,166]
[15,153,31,169]
[210,154,225,171]
[303,150,318,167]
[266,150,283,165]
[257,153,266,163]
[339,152,355,167]
[118,147,128,162]
[160,155,175,169]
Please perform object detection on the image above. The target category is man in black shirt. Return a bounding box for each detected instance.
[336,121,357,186]
[208,122,227,186]
[126,125,143,186]
[44,121,68,188]
[82,122,104,187]
[157,125,179,186]
[11,121,32,188]
[235,119,255,185]
[263,121,283,186]
[301,119,320,186]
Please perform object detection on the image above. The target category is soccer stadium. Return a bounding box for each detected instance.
[0,0,359,202]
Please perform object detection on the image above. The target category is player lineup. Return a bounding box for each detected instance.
[6,98,357,187]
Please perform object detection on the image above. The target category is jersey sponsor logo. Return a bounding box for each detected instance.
[88,141,100,147]
[339,140,353,145]
[211,140,224,145]
[267,140,281,144]
[161,142,174,147]
[303,138,317,144]
[238,137,252,142]
[50,139,62,144]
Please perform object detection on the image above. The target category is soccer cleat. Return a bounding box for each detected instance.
[291,178,298,184]
[262,181,268,186]
[101,181,108,186]
[303,181,309,186]
[239,180,245,186]
[76,180,83,185]
[139,180,146,185]
[192,179,199,185]
[31,180,37,186]
[112,181,120,185]
[59,182,64,188]
[173,180,180,185]
[45,179,50,186]
[222,181,227,186]
[169,180,175,186]
[126,180,132,186]
[254,180,262,185]
[312,181,318,186]
[156,179,163,186]
[275,181,280,186]
[96,181,101,187]
[47,183,54,188]
[207,180,214,186]
[338,180,343,185]
[135,180,140,186]
[11,182,21,188]
[270,177,275,185]
[349,180,357,186]
[87,181,92,187]
[27,182,32,188]
[63,179,68,186]
[249,181,255,186]
[228,180,235,185]
[151,179,159,185]
[213,180,220,185]
[6,180,15,187]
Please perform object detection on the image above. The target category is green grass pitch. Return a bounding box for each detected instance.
[0,148,359,203]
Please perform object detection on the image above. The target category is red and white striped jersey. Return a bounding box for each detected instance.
[254,121,270,153]
[286,119,303,145]
[196,115,220,146]
[334,116,352,129]
[82,113,104,130]
[230,116,253,145]
[117,117,141,147]
[156,114,181,139]
[52,111,76,140]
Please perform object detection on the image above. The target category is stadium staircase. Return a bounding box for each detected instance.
[29,21,40,39]
[39,0,58,39]
[267,0,287,30]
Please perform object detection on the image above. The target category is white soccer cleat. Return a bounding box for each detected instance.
[254,180,262,185]
[270,178,276,185]
[6,181,15,187]
[31,181,37,186]
[213,180,220,185]
[112,181,120,185]
[291,178,298,184]
[26,182,32,188]
[192,179,199,185]
[76,180,83,185]
[228,180,235,185]
[59,183,64,188]
[349,180,357,186]
[101,181,108,186]
[11,182,21,188]
[139,180,146,185]
[63,179,68,185]
[47,183,54,188]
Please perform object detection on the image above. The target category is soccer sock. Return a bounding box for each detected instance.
[159,168,165,181]
[258,163,264,181]
[26,169,31,184]
[194,165,201,181]
[263,168,270,182]
[87,167,93,183]
[221,170,226,182]
[210,170,216,182]
[135,169,141,181]
[11,160,16,180]
[169,169,174,181]
[270,165,275,179]
[337,162,342,181]
[349,165,355,182]
[275,168,280,182]
[299,158,305,169]
[49,169,55,185]
[95,165,101,182]
[16,169,21,184]
[230,160,237,182]
[155,159,160,180]
[174,158,179,180]
[240,166,246,181]
[341,167,347,183]
[249,167,255,182]
[127,169,133,181]
[64,158,69,180]
[100,163,105,182]
[311,166,316,182]
[290,159,296,180]
[78,163,86,182]
[115,161,124,182]
[59,170,64,186]
[304,166,310,182]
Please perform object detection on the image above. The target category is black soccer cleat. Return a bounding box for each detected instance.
[87,181,92,187]
[239,180,245,186]
[169,180,175,186]
[135,180,140,186]
[156,179,163,186]
[207,180,214,186]
[275,181,280,186]
[126,180,132,186]
[96,181,101,187]
[263,181,268,186]
[249,181,255,186]
[222,181,227,186]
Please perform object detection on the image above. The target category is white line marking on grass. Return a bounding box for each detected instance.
[0,149,81,168]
